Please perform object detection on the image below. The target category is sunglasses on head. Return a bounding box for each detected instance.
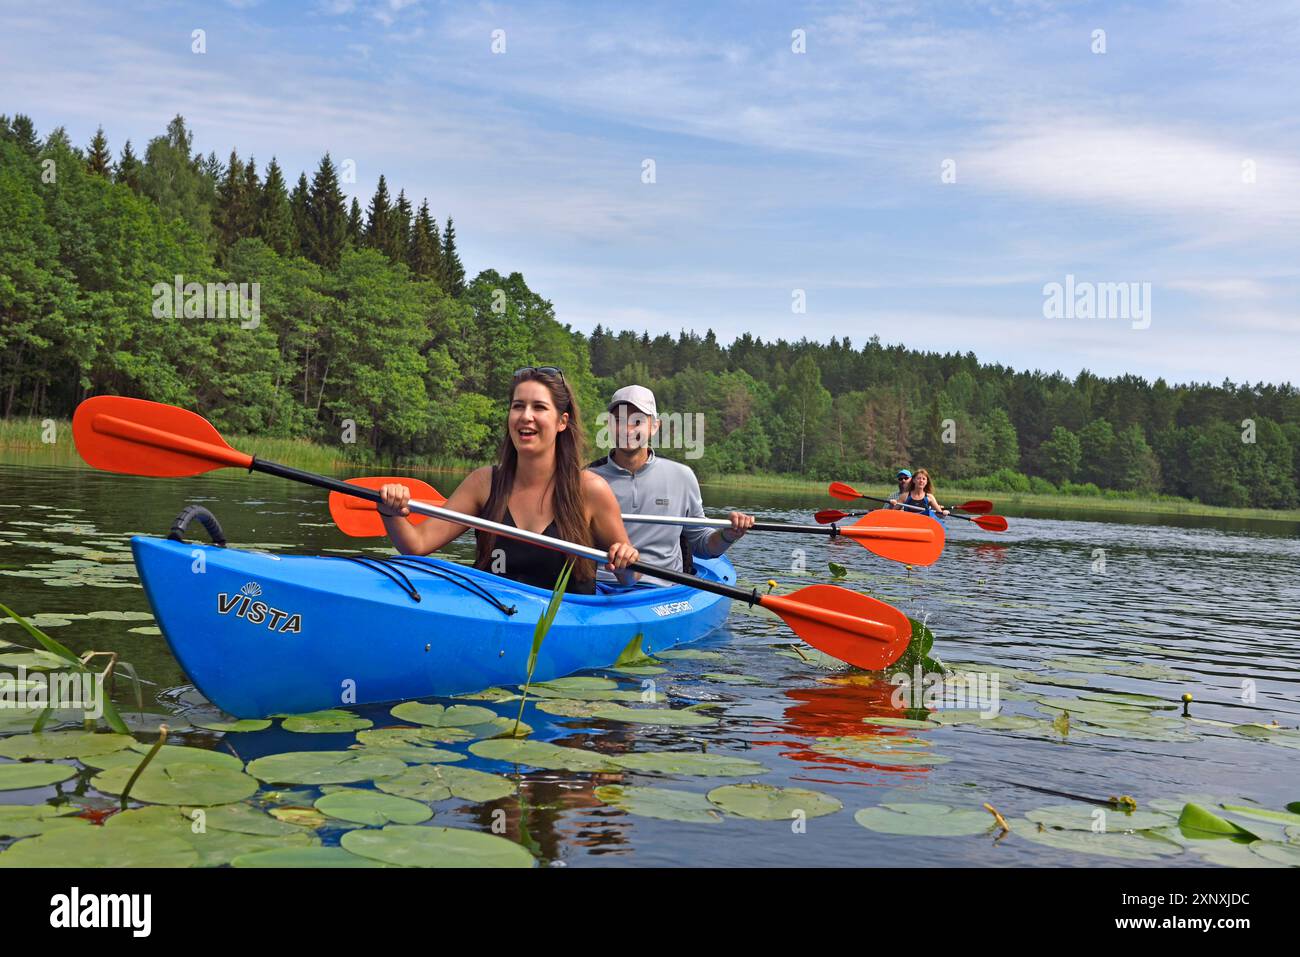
[514,366,565,382]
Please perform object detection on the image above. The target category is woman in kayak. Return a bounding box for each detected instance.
[376,367,638,594]
[896,469,950,518]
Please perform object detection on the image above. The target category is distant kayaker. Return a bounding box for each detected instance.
[589,385,754,583]
[888,469,912,508]
[895,468,950,517]
[376,367,638,594]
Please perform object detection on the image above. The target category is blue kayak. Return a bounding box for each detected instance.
[131,536,734,718]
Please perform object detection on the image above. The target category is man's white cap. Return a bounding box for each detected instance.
[608,385,657,418]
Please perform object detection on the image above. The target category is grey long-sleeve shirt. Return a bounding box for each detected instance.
[589,450,726,582]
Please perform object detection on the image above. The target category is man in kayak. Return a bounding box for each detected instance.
[888,469,912,508]
[377,367,639,593]
[589,385,754,582]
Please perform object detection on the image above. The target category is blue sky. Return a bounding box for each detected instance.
[2,0,1296,385]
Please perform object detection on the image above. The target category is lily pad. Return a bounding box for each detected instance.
[469,738,617,772]
[609,751,768,777]
[352,727,467,763]
[655,649,724,661]
[376,764,516,803]
[185,803,308,836]
[595,785,723,823]
[861,715,938,730]
[700,673,764,685]
[92,763,259,806]
[269,806,328,828]
[708,783,842,821]
[454,687,520,702]
[233,846,388,867]
[853,803,994,836]
[588,704,716,727]
[1025,803,1173,833]
[1177,803,1259,840]
[533,698,607,718]
[1015,822,1184,860]
[0,650,70,670]
[192,718,272,733]
[246,750,406,786]
[341,825,536,868]
[0,731,134,761]
[389,702,497,728]
[281,710,374,734]
[530,676,617,693]
[1217,803,1300,827]
[0,804,89,838]
[812,737,951,767]
[524,685,645,702]
[81,743,244,772]
[0,762,78,790]
[0,822,200,867]
[1251,843,1300,866]
[315,788,433,825]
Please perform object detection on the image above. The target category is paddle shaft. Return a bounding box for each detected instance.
[620,512,928,541]
[254,458,768,606]
[856,492,989,523]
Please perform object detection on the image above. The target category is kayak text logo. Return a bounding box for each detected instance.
[651,600,693,617]
[0,666,106,719]
[889,665,1000,718]
[216,581,302,634]
[50,887,151,937]
[1041,274,1151,330]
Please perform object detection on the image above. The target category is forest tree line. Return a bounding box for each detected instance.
[1,114,1297,509]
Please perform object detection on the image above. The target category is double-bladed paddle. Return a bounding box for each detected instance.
[331,475,945,567]
[72,396,913,670]
[825,482,1009,532]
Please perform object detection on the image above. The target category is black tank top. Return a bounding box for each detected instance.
[903,493,933,515]
[476,508,596,595]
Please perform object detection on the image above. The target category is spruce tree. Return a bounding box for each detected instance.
[86,126,111,176]
[216,150,248,250]
[440,217,466,296]
[347,197,363,246]
[290,172,312,258]
[114,140,143,192]
[408,199,443,281]
[307,153,347,269]
[364,174,393,254]
[257,158,295,256]
[392,189,412,264]
[8,114,41,157]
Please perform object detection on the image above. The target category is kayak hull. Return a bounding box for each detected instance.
[131,537,733,718]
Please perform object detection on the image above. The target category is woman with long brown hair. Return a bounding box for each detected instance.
[376,367,637,594]
[896,468,950,518]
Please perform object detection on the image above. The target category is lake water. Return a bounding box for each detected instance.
[2,461,1298,867]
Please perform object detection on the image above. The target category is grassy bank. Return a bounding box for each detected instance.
[7,417,1298,524]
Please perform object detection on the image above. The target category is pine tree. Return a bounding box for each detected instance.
[307,154,347,269]
[364,174,393,254]
[7,114,41,157]
[440,217,466,296]
[114,140,143,192]
[257,158,295,256]
[346,198,363,246]
[86,126,111,176]
[290,172,312,258]
[408,199,443,281]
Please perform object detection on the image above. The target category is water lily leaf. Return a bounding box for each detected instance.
[596,785,723,823]
[269,806,328,828]
[1251,843,1300,866]
[608,665,666,676]
[185,803,308,836]
[609,751,768,777]
[85,611,154,621]
[92,763,259,806]
[1034,697,1151,717]
[454,687,520,702]
[0,731,134,760]
[0,650,70,670]
[233,846,388,867]
[1231,725,1300,749]
[853,803,994,836]
[81,743,244,772]
[0,762,78,790]
[469,738,617,772]
[1015,822,1184,860]
[390,702,497,728]
[701,673,763,685]
[861,715,937,730]
[192,718,272,733]
[812,737,951,766]
[925,709,991,726]
[1177,803,1259,841]
[246,750,406,785]
[341,825,536,868]
[828,562,848,579]
[315,788,433,825]
[352,727,466,763]
[613,634,658,668]
[655,649,724,661]
[1025,803,1173,832]
[0,804,88,838]
[0,822,199,867]
[707,784,842,820]
[376,764,515,803]
[531,676,618,693]
[524,685,645,702]
[588,704,716,727]
[1075,690,1174,708]
[533,699,606,718]
[128,626,162,636]
[1218,803,1300,827]
[183,829,318,867]
[459,716,533,740]
[281,710,374,734]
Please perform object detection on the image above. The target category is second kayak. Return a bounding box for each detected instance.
[132,536,734,718]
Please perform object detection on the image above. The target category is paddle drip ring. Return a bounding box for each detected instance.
[167,504,228,547]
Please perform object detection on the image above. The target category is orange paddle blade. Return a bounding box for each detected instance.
[844,511,945,565]
[762,585,911,671]
[73,396,252,477]
[828,481,863,502]
[328,476,446,537]
[955,500,993,514]
[973,514,1009,532]
[814,509,851,524]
